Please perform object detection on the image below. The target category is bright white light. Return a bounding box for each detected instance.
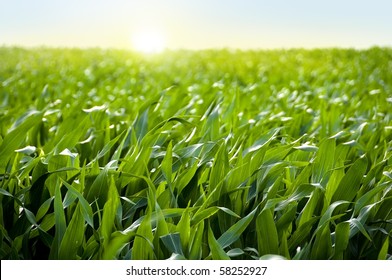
[131,30,166,54]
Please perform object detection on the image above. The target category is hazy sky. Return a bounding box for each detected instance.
[1,0,391,50]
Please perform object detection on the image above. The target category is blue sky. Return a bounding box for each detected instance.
[1,0,391,50]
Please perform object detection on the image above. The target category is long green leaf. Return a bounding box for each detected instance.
[331,156,368,203]
[189,221,205,260]
[49,182,66,259]
[61,179,94,227]
[100,176,120,250]
[132,210,155,259]
[176,207,191,253]
[161,141,173,184]
[312,138,335,186]
[378,236,389,260]
[333,222,350,259]
[217,207,258,249]
[208,225,230,260]
[58,205,85,259]
[256,209,279,255]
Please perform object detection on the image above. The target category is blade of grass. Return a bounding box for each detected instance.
[100,176,120,251]
[217,207,258,249]
[256,209,279,255]
[208,224,230,260]
[331,156,368,203]
[333,222,350,260]
[312,138,335,186]
[49,182,66,259]
[58,204,85,259]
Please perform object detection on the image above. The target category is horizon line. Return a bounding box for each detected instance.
[1,43,391,52]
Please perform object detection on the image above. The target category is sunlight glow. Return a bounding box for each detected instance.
[131,30,166,54]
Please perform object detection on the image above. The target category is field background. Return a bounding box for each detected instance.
[0,47,391,260]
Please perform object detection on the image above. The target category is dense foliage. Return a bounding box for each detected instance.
[0,47,391,259]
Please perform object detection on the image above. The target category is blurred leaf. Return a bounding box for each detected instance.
[15,145,37,155]
[161,141,173,184]
[294,145,318,152]
[227,248,244,257]
[54,116,90,153]
[0,110,43,173]
[95,130,124,161]
[378,236,389,260]
[259,254,286,260]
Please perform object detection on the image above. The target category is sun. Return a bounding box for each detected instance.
[131,29,166,54]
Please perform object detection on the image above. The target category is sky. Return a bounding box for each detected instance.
[1,0,391,51]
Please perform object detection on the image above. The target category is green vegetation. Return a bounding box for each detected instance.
[0,47,391,260]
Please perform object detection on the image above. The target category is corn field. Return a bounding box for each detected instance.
[0,47,391,259]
